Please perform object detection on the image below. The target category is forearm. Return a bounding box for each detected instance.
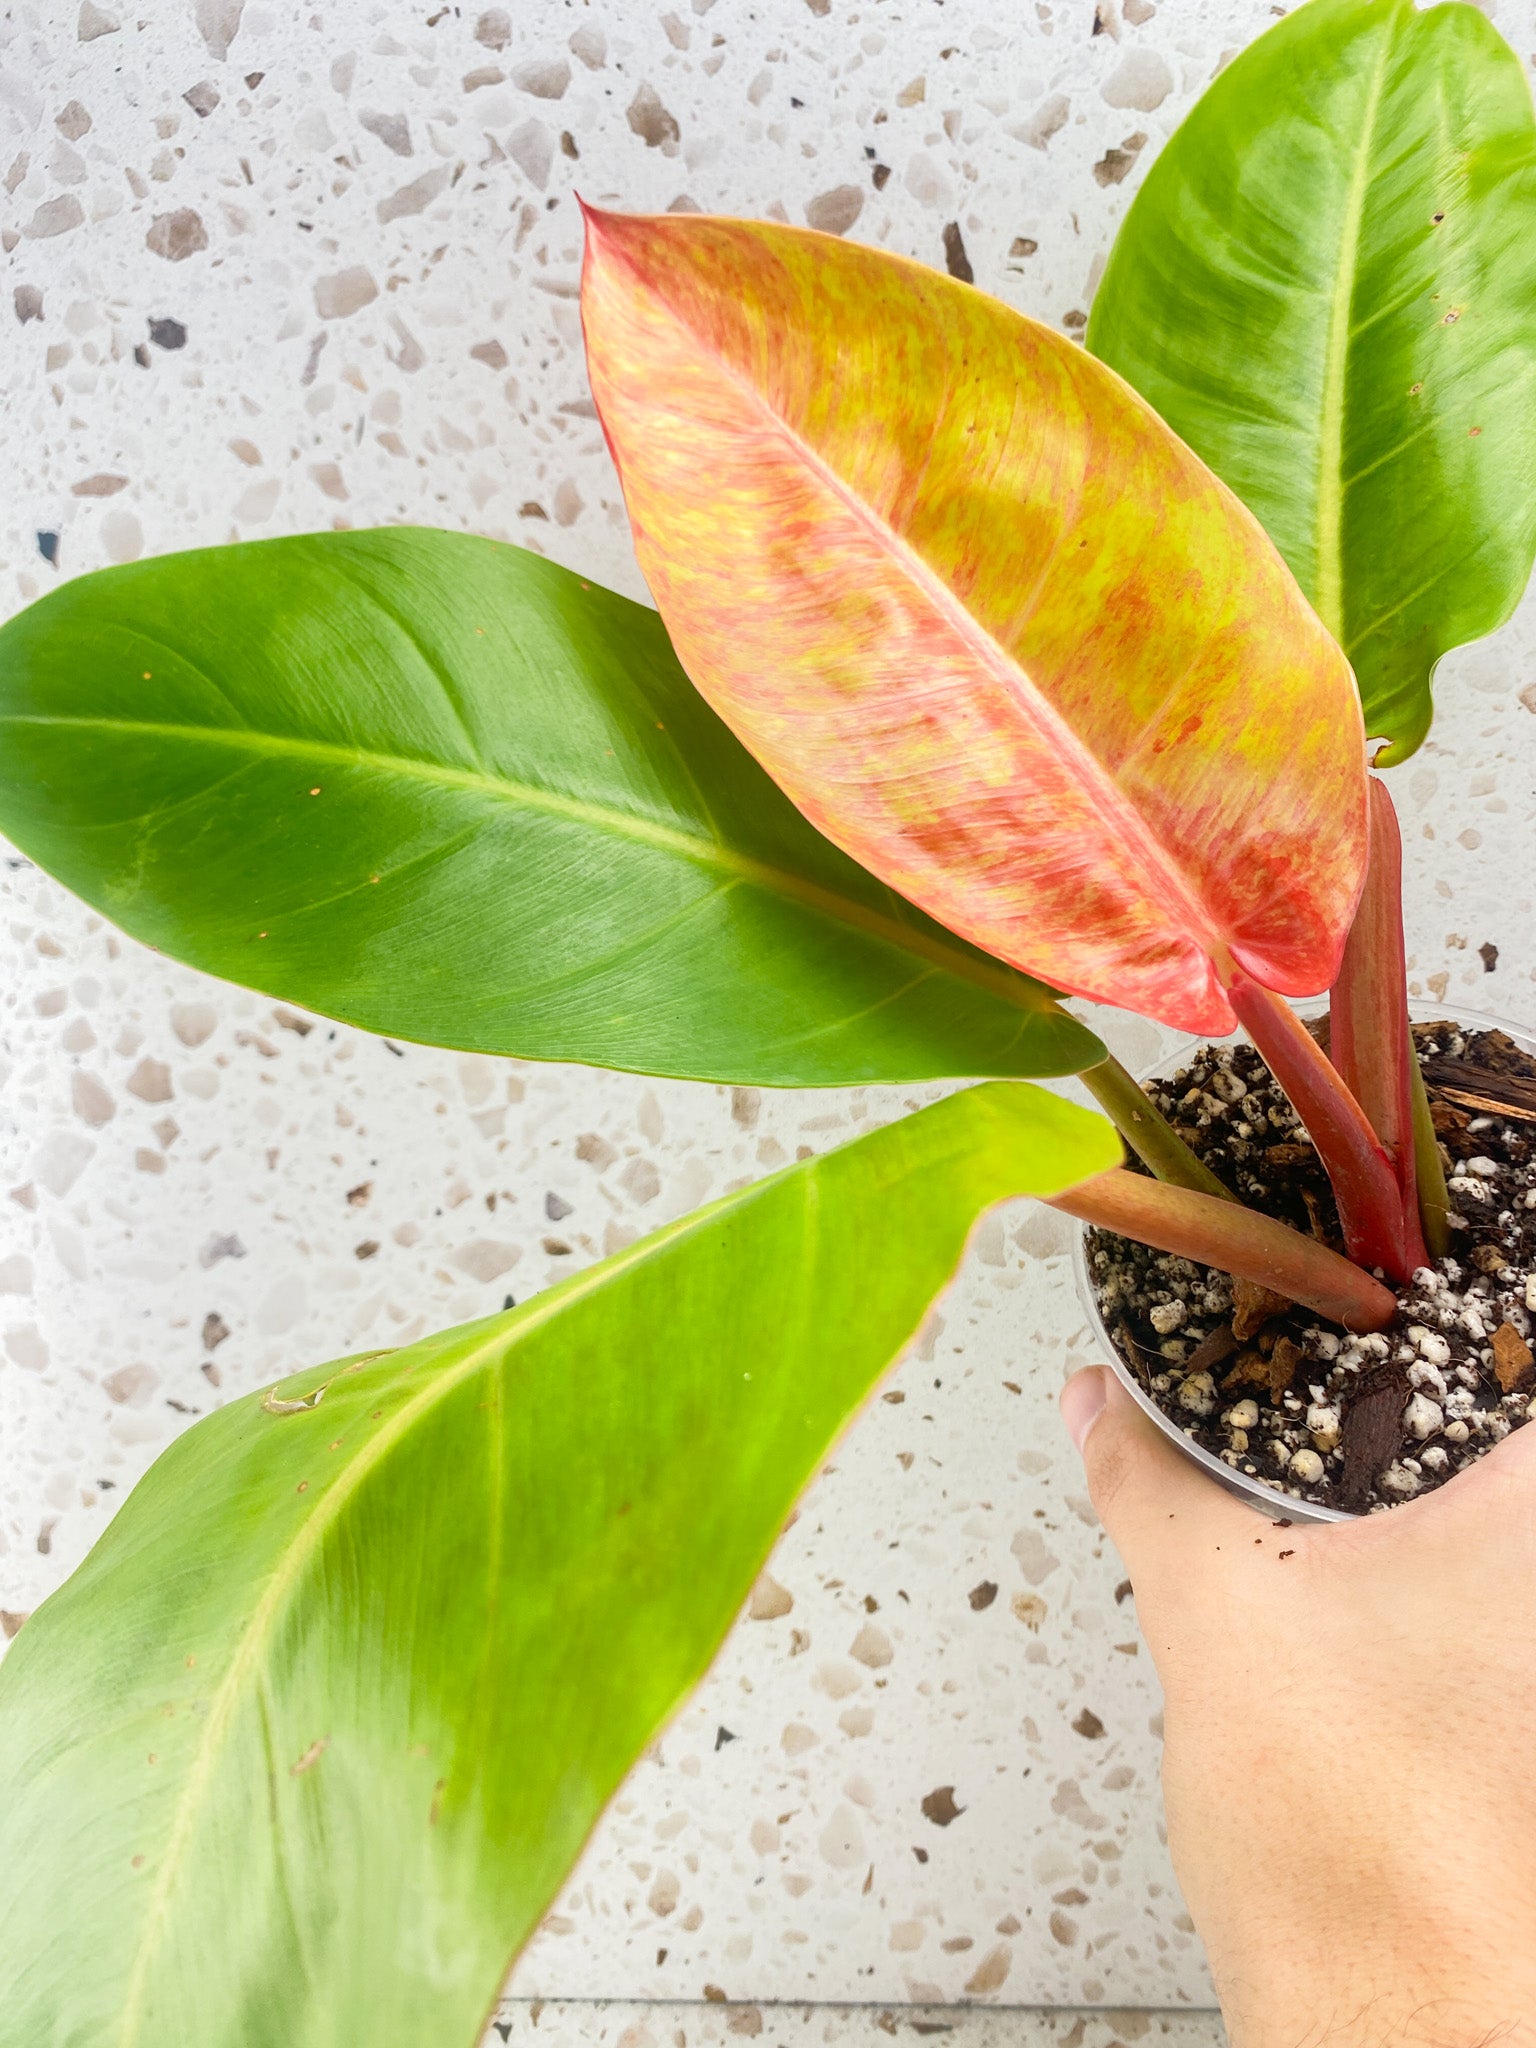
[1179,1811,1536,2046]
[1216,1979,1536,2048]
[1198,1883,1536,2048]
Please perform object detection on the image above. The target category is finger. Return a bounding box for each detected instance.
[1060,1365,1257,1581]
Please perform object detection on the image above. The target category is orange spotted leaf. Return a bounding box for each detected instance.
[580,207,1368,1035]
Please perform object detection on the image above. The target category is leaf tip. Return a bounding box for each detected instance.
[578,197,633,265]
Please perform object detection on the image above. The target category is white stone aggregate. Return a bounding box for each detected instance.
[486,2002,1227,2047]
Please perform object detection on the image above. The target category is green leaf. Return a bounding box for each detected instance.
[0,1082,1118,2048]
[0,529,1099,1083]
[1087,0,1536,764]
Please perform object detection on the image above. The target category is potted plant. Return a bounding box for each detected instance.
[0,0,1532,2039]
[1078,0,1536,1515]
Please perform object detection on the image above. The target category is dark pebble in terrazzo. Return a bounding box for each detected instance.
[942,221,973,282]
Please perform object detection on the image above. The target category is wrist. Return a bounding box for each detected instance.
[1216,1966,1536,2048]
[1167,1788,1536,2048]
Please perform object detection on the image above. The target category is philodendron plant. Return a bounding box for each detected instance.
[1,0,1533,2039]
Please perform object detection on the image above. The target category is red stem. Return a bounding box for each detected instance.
[1328,778,1429,1272]
[1224,971,1418,1283]
[1052,1168,1396,1331]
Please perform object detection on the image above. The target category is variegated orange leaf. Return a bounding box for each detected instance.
[580,207,1368,1036]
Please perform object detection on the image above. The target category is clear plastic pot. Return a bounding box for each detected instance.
[1070,1002,1536,1525]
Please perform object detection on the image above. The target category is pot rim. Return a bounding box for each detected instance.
[1069,1000,1536,1526]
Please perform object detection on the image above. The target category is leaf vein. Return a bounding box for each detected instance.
[0,712,1052,1016]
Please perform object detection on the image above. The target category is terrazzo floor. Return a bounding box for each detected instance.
[485,2004,1226,2046]
[3,0,1535,2037]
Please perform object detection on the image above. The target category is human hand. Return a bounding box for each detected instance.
[1060,1365,1536,2048]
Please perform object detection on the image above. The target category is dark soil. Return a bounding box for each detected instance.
[1085,1022,1536,1514]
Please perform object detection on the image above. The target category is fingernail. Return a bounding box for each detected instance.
[1060,1367,1108,1453]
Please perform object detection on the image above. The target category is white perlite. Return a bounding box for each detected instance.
[1405,1394,1445,1441]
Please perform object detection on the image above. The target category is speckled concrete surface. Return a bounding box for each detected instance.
[486,2003,1226,2046]
[2,0,1535,2030]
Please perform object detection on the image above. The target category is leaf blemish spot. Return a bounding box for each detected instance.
[263,1383,326,1415]
[296,1480,309,1494]
[291,1737,328,1777]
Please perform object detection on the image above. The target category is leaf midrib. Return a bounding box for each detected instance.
[610,242,1221,953]
[112,1198,744,2048]
[108,1080,1105,2043]
[1313,22,1395,639]
[0,710,1051,1017]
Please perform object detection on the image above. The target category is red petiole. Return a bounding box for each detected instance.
[1072,807,1445,1296]
[1225,966,1423,1284]
[1050,1168,1396,1331]
[1330,777,1449,1261]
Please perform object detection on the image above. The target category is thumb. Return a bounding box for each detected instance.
[1060,1365,1256,1585]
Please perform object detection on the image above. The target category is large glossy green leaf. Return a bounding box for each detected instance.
[0,1082,1118,2048]
[1087,0,1536,763]
[0,529,1099,1083]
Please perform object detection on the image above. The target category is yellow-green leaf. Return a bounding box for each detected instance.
[0,1082,1118,2048]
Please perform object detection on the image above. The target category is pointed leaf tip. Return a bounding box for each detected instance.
[581,212,1367,1035]
[1089,0,1536,763]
